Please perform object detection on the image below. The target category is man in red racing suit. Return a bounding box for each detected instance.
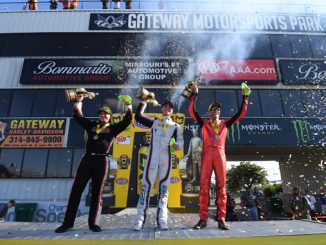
[189,83,250,230]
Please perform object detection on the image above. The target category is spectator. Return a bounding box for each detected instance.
[112,0,132,9]
[8,162,19,177]
[226,193,237,221]
[50,0,58,9]
[320,187,326,215]
[23,0,37,11]
[305,189,317,217]
[253,186,265,220]
[288,186,310,220]
[240,189,259,221]
[50,0,77,10]
[0,200,16,219]
[0,164,9,178]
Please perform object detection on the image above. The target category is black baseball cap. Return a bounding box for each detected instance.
[98,106,112,115]
[208,102,221,111]
[162,100,174,108]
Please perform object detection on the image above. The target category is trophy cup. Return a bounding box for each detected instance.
[181,73,202,98]
[137,87,160,106]
[65,88,99,102]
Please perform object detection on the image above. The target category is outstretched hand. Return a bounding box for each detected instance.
[76,94,84,102]
[118,95,132,104]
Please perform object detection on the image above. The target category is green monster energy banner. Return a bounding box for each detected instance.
[227,118,325,146]
[183,118,326,146]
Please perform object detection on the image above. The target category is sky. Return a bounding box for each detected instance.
[227,161,282,183]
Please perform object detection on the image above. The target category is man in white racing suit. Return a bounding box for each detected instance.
[133,99,184,231]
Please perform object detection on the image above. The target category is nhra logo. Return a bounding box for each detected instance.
[170,177,179,184]
[116,136,130,144]
[116,178,128,185]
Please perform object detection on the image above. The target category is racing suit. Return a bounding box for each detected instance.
[61,101,132,228]
[189,95,248,221]
[134,101,184,228]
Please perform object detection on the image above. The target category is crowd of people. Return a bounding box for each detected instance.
[23,0,132,11]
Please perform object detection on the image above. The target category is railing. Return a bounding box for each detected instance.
[0,0,326,14]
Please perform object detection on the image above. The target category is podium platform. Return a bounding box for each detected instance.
[0,208,325,245]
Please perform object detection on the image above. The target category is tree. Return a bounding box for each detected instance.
[226,161,268,192]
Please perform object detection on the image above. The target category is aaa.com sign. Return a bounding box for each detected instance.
[116,136,131,144]
[198,59,278,84]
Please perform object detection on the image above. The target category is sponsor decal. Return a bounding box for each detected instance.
[116,178,128,185]
[227,121,282,144]
[117,154,131,169]
[170,177,180,184]
[21,58,187,85]
[198,59,277,82]
[280,60,326,85]
[93,14,126,29]
[292,119,310,144]
[125,60,185,81]
[171,154,179,169]
[1,201,88,222]
[0,118,66,148]
[291,119,326,144]
[116,136,131,144]
[90,13,326,33]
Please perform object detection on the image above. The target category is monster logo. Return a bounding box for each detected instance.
[292,119,310,144]
[227,122,241,144]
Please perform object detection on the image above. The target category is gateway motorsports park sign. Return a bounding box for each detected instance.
[89,12,326,34]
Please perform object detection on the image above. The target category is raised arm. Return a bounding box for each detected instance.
[188,95,204,128]
[135,101,154,128]
[111,104,133,137]
[225,95,249,128]
[225,83,250,128]
[73,98,94,131]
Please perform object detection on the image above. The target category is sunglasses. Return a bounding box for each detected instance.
[210,107,221,111]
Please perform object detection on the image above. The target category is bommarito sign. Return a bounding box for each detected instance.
[20,58,188,85]
[89,12,326,33]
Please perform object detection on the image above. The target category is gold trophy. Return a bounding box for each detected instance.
[137,87,160,106]
[65,88,99,102]
[181,73,202,98]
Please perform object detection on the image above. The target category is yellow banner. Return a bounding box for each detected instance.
[111,113,185,208]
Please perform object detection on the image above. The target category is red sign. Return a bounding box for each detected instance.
[198,59,277,81]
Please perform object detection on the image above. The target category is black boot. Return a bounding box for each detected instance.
[89,224,102,232]
[193,219,207,229]
[54,224,73,233]
[218,220,230,230]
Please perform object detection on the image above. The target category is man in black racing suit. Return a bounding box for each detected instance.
[55,94,132,233]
